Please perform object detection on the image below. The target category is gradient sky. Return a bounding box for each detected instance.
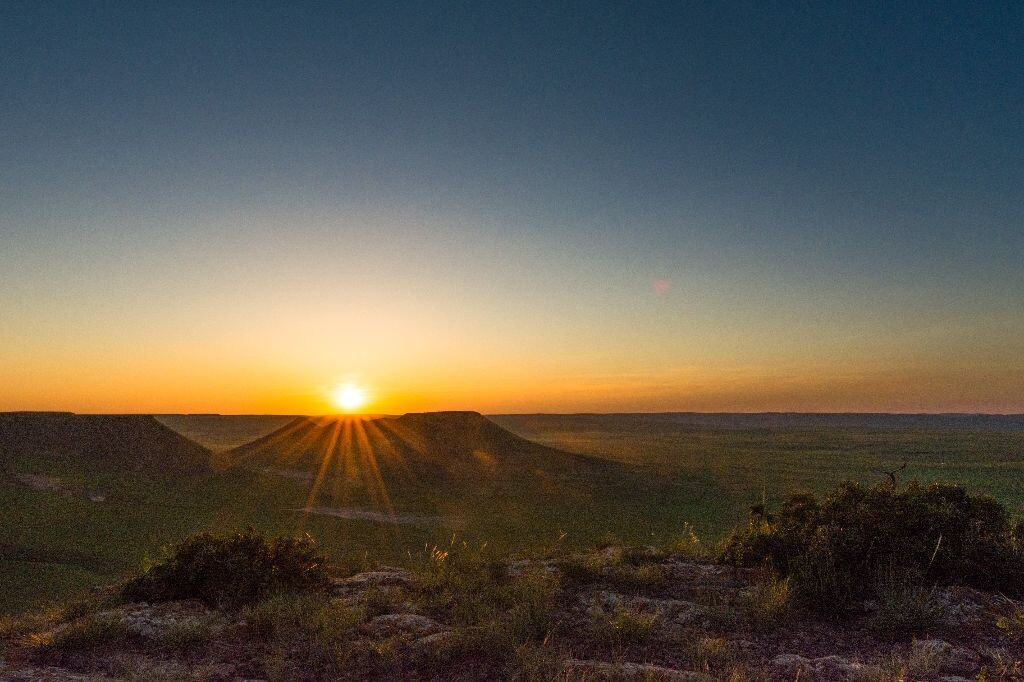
[1,1,1022,414]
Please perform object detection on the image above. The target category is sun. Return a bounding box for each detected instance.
[331,383,368,413]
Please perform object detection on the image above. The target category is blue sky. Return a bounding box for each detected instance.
[1,1,1022,413]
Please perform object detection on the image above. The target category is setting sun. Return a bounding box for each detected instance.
[331,383,368,412]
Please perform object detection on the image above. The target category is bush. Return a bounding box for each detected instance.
[866,565,946,638]
[123,529,329,608]
[719,481,1024,610]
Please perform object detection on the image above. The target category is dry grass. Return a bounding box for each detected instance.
[739,571,792,631]
[589,605,658,647]
[866,567,946,638]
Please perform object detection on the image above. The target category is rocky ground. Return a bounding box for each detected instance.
[1,546,1022,681]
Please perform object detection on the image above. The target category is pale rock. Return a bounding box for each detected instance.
[362,613,443,638]
[912,638,980,676]
[331,569,415,593]
[562,659,706,680]
[772,653,883,681]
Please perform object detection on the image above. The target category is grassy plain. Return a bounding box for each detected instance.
[3,412,1023,614]
[494,413,1024,527]
[154,414,297,452]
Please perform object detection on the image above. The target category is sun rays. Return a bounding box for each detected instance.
[231,414,421,533]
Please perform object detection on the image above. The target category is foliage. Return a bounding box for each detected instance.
[866,565,946,637]
[719,480,1024,610]
[122,529,329,608]
[996,608,1024,642]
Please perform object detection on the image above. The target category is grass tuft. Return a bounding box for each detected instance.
[590,605,657,647]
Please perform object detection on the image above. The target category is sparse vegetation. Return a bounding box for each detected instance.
[666,522,707,560]
[242,593,365,680]
[997,607,1024,642]
[739,571,792,631]
[416,539,555,641]
[122,529,329,608]
[866,565,946,638]
[2,529,1022,680]
[590,605,657,647]
[32,611,131,661]
[607,563,667,592]
[690,636,732,673]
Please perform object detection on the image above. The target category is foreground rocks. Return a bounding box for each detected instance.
[2,549,1023,681]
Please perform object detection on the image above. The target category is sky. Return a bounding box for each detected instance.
[1,1,1022,414]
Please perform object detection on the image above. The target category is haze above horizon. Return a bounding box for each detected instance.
[2,2,1022,414]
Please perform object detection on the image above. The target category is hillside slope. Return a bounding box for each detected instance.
[227,411,607,484]
[0,412,211,475]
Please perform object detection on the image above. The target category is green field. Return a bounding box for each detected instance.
[494,413,1024,529]
[3,412,1024,615]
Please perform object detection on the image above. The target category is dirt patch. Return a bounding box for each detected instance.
[260,466,313,481]
[296,506,443,526]
[10,473,107,503]
[13,473,68,494]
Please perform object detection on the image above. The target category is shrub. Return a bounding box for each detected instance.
[866,565,946,637]
[719,481,1024,610]
[122,529,329,608]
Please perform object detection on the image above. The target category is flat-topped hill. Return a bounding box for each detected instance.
[0,412,211,474]
[227,411,605,482]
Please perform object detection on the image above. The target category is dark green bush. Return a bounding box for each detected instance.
[123,529,329,608]
[719,481,1024,610]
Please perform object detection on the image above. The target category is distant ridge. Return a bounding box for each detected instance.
[0,412,211,474]
[228,411,604,481]
[490,412,1024,431]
